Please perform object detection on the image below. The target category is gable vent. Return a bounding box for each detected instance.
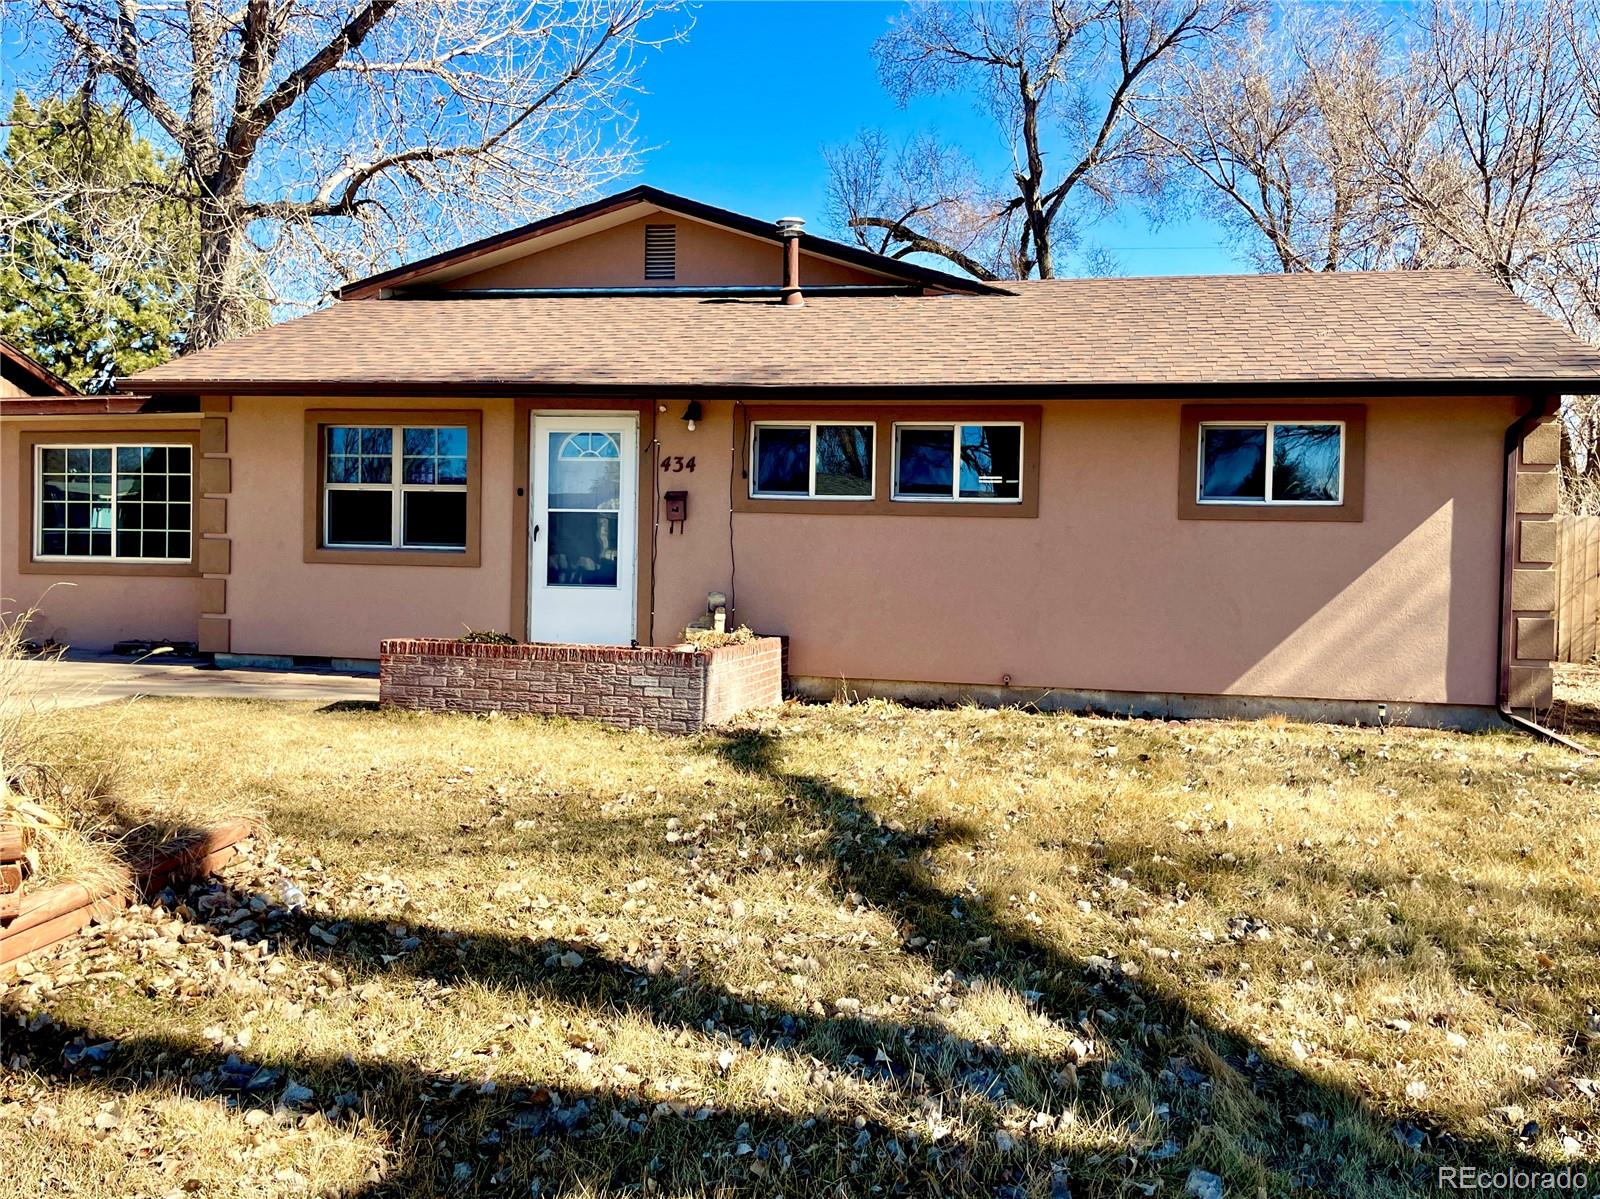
[644,224,676,280]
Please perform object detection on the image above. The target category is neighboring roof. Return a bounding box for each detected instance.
[0,337,166,413]
[1,338,75,397]
[337,185,1005,299]
[0,394,158,414]
[128,269,1600,397]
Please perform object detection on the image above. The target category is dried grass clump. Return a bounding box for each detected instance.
[0,603,130,893]
[682,625,757,650]
[0,601,249,893]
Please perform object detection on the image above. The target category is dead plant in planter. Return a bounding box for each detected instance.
[458,628,520,645]
[682,624,758,650]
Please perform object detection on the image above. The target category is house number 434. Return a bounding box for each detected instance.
[661,456,696,473]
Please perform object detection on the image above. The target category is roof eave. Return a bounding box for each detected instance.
[1,392,175,415]
[120,377,1598,400]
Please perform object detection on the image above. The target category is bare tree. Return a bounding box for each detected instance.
[1155,0,1597,292]
[1549,0,1600,338]
[7,0,683,346]
[827,0,1251,280]
[1139,14,1418,273]
[1550,0,1600,509]
[823,130,1005,280]
[1376,0,1600,511]
[1358,0,1588,290]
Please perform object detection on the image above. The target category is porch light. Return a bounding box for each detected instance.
[682,400,702,432]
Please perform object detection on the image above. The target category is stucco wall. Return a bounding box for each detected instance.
[645,397,1514,707]
[222,395,517,658]
[199,393,1510,707]
[0,416,204,648]
[446,215,891,291]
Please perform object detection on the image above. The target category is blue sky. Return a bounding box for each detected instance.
[633,1,1241,276]
[0,0,1245,278]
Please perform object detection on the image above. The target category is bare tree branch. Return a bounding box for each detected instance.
[12,0,687,344]
[846,216,1002,280]
[827,0,1251,279]
[34,0,188,141]
[224,0,399,178]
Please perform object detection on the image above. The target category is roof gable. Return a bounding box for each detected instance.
[1,338,75,397]
[338,186,1003,299]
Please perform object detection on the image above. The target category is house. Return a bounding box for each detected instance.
[2,338,209,649]
[4,186,1599,726]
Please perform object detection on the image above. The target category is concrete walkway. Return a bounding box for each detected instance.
[1,652,379,714]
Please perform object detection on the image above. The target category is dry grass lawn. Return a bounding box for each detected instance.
[1551,662,1600,749]
[3,694,1599,1198]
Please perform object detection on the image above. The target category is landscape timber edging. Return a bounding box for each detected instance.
[0,818,257,977]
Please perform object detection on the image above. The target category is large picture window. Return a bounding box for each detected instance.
[323,424,468,550]
[1197,421,1344,505]
[34,444,192,561]
[749,422,874,500]
[893,422,1023,502]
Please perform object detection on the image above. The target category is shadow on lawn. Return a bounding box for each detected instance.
[4,728,1572,1197]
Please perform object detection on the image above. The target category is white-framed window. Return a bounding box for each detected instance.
[892,422,1023,503]
[34,444,192,562]
[749,422,874,500]
[1197,420,1345,505]
[323,424,468,549]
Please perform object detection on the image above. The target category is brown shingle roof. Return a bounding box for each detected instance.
[128,269,1600,395]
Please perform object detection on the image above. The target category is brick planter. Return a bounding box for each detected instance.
[379,638,784,734]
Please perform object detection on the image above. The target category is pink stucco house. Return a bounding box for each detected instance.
[4,186,1599,726]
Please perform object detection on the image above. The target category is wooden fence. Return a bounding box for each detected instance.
[1557,514,1600,663]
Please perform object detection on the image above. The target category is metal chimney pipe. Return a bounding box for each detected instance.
[776,216,805,306]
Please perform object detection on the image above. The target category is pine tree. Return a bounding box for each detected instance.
[0,92,193,392]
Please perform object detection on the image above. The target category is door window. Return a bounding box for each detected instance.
[546,431,622,587]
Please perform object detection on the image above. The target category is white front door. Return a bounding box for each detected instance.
[528,414,638,644]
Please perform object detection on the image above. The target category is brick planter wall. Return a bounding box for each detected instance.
[379,638,784,734]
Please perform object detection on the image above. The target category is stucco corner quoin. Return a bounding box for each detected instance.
[1502,402,1561,716]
